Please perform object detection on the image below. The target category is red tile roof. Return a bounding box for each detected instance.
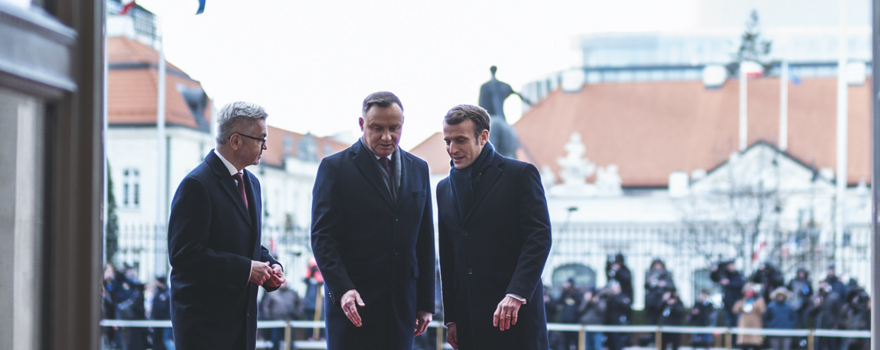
[107,36,211,129]
[261,127,349,168]
[410,77,872,187]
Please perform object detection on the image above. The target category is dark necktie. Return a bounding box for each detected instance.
[232,172,248,209]
[380,157,391,177]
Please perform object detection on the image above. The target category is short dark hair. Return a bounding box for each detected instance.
[362,91,403,117]
[443,104,491,141]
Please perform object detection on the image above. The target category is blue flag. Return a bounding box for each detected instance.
[196,0,205,14]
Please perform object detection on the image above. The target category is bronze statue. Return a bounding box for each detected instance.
[478,66,531,158]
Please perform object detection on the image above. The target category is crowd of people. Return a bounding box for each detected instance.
[101,258,326,350]
[545,256,871,350]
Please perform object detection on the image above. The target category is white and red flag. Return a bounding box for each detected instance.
[119,0,135,15]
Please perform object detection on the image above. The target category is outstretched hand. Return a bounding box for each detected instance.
[341,289,366,327]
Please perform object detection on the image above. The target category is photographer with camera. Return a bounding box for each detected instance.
[710,260,745,332]
[808,281,843,350]
[645,258,675,325]
[606,254,633,300]
[750,261,785,302]
[604,283,632,350]
[659,289,685,350]
[577,287,607,350]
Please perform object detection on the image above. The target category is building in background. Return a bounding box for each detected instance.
[105,9,347,296]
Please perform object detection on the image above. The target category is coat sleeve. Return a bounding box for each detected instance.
[505,164,552,299]
[310,158,355,305]
[438,180,456,323]
[168,176,252,288]
[256,175,283,293]
[415,161,436,313]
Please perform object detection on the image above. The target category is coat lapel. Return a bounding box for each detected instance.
[206,151,252,224]
[351,140,394,208]
[464,157,504,224]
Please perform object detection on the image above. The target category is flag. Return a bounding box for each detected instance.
[196,0,206,14]
[119,0,135,15]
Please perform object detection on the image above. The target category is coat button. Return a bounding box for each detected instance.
[462,231,468,237]
[467,268,473,275]
[394,251,399,256]
[395,218,399,221]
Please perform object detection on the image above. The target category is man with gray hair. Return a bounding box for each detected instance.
[168,101,285,350]
[311,91,435,350]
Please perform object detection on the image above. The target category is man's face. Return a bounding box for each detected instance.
[235,118,268,167]
[726,263,736,272]
[443,119,488,170]
[359,103,403,158]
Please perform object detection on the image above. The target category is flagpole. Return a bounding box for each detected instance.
[835,0,848,271]
[779,61,789,151]
[102,0,110,266]
[739,62,748,151]
[156,16,167,278]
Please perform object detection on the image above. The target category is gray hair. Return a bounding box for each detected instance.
[216,101,268,145]
[443,104,491,140]
[362,91,403,117]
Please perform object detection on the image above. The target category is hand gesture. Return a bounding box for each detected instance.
[264,264,285,288]
[249,261,274,285]
[341,289,366,327]
[493,296,525,331]
[414,310,432,336]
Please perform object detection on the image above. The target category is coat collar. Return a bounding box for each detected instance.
[350,140,397,208]
[206,150,252,224]
[462,154,505,224]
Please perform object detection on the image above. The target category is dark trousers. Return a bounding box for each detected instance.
[724,308,739,344]
[817,336,840,350]
[661,332,680,350]
[607,332,627,350]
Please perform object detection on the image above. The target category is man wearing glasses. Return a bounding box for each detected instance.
[167,101,285,350]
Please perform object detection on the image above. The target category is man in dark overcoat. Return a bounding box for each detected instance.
[311,91,435,350]
[437,104,552,350]
[167,101,284,350]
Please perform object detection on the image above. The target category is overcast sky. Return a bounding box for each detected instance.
[134,0,869,150]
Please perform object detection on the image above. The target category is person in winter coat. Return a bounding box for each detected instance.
[786,267,813,329]
[645,259,675,325]
[262,281,304,350]
[606,254,634,300]
[839,288,870,350]
[604,283,632,350]
[659,290,685,350]
[750,261,785,302]
[710,261,745,329]
[150,276,173,350]
[808,281,844,350]
[823,264,847,299]
[557,279,582,350]
[764,288,797,350]
[732,284,766,350]
[577,288,607,350]
[688,289,716,350]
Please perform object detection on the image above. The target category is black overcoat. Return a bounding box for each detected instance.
[311,140,435,350]
[168,151,281,350]
[437,153,552,350]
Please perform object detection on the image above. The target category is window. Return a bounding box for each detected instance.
[122,168,140,208]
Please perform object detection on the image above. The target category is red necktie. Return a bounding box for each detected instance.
[380,157,391,177]
[233,172,248,209]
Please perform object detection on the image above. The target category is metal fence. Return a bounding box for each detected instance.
[110,220,872,306]
[98,320,870,350]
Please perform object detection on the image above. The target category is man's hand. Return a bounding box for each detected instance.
[493,295,525,331]
[720,278,730,285]
[249,261,274,285]
[414,310,432,336]
[264,264,285,288]
[341,289,366,327]
[446,322,458,349]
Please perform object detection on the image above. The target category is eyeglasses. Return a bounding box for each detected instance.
[234,132,267,147]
